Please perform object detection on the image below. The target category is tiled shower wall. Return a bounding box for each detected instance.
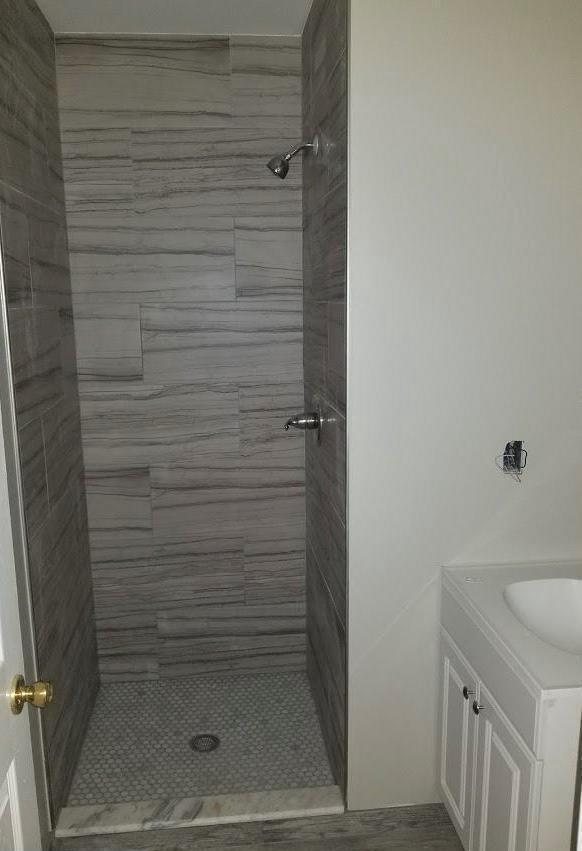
[302,0,348,787]
[55,36,306,681]
[0,0,98,811]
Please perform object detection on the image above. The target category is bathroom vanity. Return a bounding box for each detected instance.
[440,561,582,851]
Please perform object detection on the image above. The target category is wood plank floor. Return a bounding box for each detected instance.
[53,804,463,850]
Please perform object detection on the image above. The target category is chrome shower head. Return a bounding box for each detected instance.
[267,154,290,179]
[266,135,319,179]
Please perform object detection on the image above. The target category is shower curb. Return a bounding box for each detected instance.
[55,785,344,838]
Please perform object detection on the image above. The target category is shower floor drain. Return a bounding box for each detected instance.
[190,734,220,753]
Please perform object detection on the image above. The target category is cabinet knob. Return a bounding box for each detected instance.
[472,700,484,715]
[463,686,475,700]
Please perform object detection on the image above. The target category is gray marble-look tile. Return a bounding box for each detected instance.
[244,525,305,606]
[303,183,346,303]
[56,38,232,126]
[302,0,348,788]
[304,0,348,114]
[47,597,99,810]
[151,454,305,534]
[151,453,240,535]
[95,609,159,682]
[27,202,73,308]
[27,489,94,739]
[306,550,346,788]
[237,460,305,529]
[327,302,346,416]
[0,0,55,106]
[305,470,345,624]
[235,216,302,298]
[311,53,347,201]
[67,212,235,304]
[303,0,347,745]
[60,128,132,192]
[303,302,346,417]
[80,382,239,467]
[0,194,32,306]
[91,535,245,613]
[62,179,134,218]
[305,393,345,525]
[27,519,64,675]
[231,37,302,125]
[20,351,96,811]
[142,300,302,384]
[303,26,347,302]
[74,305,143,380]
[89,531,268,681]
[58,304,82,392]
[150,453,304,536]
[0,186,71,309]
[305,47,346,157]
[132,126,302,218]
[0,0,98,817]
[42,397,84,508]
[158,602,306,677]
[18,417,48,541]
[8,305,62,427]
[303,299,327,405]
[0,0,63,209]
[89,530,244,570]
[86,468,152,542]
[54,32,307,683]
[239,380,304,461]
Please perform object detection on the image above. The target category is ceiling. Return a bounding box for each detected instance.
[36,0,313,36]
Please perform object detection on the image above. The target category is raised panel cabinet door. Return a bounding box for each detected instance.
[473,683,540,851]
[439,630,478,850]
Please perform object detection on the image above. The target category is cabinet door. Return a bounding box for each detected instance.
[473,683,540,851]
[440,631,478,850]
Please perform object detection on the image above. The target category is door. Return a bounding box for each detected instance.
[473,683,540,851]
[0,395,42,850]
[440,630,478,850]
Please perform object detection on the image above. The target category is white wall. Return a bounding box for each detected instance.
[347,0,582,810]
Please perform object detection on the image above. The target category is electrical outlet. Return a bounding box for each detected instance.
[503,440,526,473]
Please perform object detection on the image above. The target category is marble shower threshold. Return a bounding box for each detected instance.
[55,786,344,838]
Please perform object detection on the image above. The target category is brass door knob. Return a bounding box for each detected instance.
[10,675,54,715]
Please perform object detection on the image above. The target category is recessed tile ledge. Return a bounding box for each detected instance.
[55,785,344,838]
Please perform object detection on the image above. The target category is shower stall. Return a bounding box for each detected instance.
[0,0,347,842]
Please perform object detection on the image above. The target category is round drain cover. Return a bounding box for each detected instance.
[190,734,220,753]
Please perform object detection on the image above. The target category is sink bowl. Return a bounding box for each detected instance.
[503,578,582,655]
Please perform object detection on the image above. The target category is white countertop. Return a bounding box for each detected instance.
[444,560,582,692]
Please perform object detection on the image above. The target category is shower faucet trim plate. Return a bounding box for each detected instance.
[284,410,322,442]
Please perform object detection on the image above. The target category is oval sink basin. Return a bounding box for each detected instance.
[503,578,582,655]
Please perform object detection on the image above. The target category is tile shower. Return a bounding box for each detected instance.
[0,0,347,838]
[0,0,98,815]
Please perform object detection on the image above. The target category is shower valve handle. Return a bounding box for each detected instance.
[284,412,320,432]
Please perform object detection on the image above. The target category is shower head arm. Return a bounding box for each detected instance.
[266,134,319,179]
[284,140,315,162]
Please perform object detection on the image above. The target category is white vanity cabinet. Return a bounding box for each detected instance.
[472,680,539,851]
[440,565,582,851]
[440,632,478,849]
[440,630,541,851]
